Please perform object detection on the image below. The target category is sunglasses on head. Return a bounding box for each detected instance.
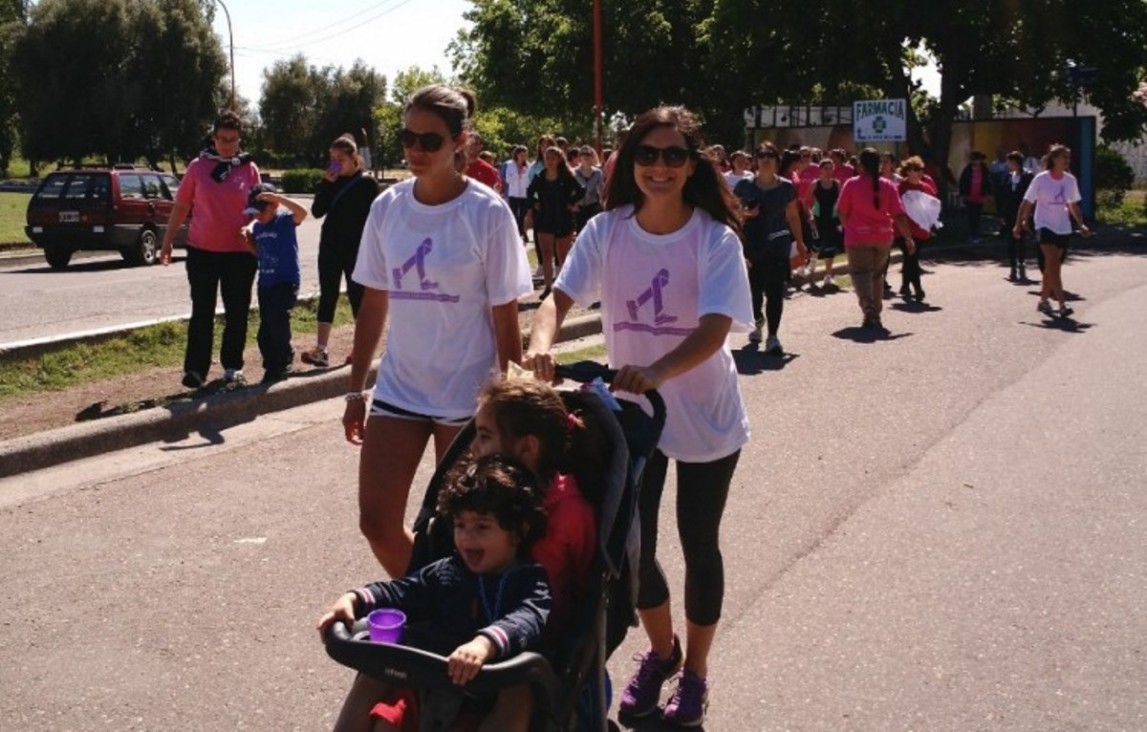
[634,145,691,168]
[398,128,448,152]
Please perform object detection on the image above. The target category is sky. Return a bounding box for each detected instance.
[213,0,941,108]
[212,0,471,105]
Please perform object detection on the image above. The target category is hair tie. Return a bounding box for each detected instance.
[567,412,584,434]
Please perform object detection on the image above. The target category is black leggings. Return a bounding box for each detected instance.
[900,237,925,294]
[636,448,740,626]
[508,197,529,239]
[747,256,788,336]
[316,242,363,323]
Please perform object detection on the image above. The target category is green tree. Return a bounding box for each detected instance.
[260,55,386,167]
[0,0,29,175]
[8,0,225,166]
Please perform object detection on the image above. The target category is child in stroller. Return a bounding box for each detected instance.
[324,363,666,731]
[318,454,550,731]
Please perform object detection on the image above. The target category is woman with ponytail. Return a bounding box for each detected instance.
[836,147,914,329]
[343,85,532,577]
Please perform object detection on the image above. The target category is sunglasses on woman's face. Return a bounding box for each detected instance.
[634,145,691,168]
[398,129,448,152]
[755,150,778,160]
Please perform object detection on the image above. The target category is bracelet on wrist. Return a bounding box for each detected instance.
[344,391,369,402]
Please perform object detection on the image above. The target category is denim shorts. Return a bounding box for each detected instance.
[369,398,470,426]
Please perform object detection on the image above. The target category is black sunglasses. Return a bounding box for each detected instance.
[634,145,691,168]
[398,128,448,152]
[755,150,778,159]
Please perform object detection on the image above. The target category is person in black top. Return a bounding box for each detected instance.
[304,134,381,368]
[994,151,1035,281]
[733,143,808,355]
[526,146,583,298]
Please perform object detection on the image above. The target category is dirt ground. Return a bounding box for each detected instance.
[0,301,575,443]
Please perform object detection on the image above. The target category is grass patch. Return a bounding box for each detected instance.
[1097,189,1147,228]
[0,192,31,245]
[556,343,607,364]
[0,298,356,402]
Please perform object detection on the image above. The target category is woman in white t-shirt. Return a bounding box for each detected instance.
[1012,144,1091,318]
[525,106,752,728]
[343,85,532,577]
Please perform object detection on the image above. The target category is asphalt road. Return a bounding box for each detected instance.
[0,212,324,346]
[2,251,1145,731]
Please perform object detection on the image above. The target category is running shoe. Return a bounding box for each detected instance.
[181,370,204,390]
[661,669,709,727]
[223,368,246,386]
[1037,300,1054,316]
[618,636,683,718]
[1058,304,1074,317]
[749,317,764,343]
[301,346,330,368]
[764,336,784,355]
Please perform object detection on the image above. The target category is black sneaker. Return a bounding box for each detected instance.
[181,370,204,390]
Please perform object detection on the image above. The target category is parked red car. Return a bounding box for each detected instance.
[25,165,189,269]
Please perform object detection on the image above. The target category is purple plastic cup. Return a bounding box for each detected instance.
[367,608,406,644]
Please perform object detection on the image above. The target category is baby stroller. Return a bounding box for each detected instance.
[325,361,666,731]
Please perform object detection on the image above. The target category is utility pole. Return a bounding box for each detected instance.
[593,0,603,154]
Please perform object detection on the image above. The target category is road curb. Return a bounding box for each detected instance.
[0,313,603,479]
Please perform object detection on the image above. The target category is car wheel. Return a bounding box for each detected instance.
[124,228,159,266]
[44,245,73,270]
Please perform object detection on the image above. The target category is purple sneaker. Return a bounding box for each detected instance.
[662,669,709,727]
[618,635,683,717]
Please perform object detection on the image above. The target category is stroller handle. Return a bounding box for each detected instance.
[554,361,666,426]
[325,619,559,697]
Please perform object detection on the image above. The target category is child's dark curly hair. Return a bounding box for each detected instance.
[437,454,547,551]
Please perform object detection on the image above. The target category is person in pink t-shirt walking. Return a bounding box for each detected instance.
[836,148,915,330]
[160,111,261,389]
[959,150,993,242]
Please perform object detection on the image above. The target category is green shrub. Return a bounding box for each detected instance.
[1094,145,1134,208]
[280,168,324,194]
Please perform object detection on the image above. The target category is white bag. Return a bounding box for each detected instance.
[901,190,944,231]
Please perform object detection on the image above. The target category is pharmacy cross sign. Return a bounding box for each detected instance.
[853,99,906,142]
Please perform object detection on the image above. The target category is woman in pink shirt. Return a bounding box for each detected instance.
[958,150,992,242]
[160,111,261,389]
[836,148,914,330]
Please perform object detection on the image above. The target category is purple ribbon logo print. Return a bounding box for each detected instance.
[616,268,691,336]
[390,238,460,303]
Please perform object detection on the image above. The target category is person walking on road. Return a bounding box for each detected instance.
[525,104,753,728]
[1012,143,1091,318]
[837,147,914,330]
[303,134,381,369]
[996,151,1035,282]
[160,111,260,389]
[526,146,583,299]
[896,156,939,303]
[342,85,532,578]
[734,142,808,354]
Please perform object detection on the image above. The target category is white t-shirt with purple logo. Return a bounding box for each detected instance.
[556,206,753,462]
[354,179,533,419]
[1024,170,1081,235]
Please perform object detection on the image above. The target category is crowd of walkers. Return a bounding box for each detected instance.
[160,86,1089,730]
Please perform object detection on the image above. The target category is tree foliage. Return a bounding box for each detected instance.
[259,55,386,167]
[455,0,1147,168]
[0,0,29,174]
[7,0,225,166]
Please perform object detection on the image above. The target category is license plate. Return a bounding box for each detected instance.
[59,211,79,223]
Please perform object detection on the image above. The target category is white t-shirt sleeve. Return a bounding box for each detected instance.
[482,199,533,305]
[353,194,392,290]
[554,214,606,306]
[1065,174,1082,203]
[698,225,754,333]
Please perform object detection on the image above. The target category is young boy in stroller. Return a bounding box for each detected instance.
[318,454,550,731]
[322,365,665,731]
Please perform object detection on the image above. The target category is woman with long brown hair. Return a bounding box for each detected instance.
[525,105,752,727]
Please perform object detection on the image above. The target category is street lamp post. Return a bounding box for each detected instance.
[215,0,236,111]
[593,0,603,154]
